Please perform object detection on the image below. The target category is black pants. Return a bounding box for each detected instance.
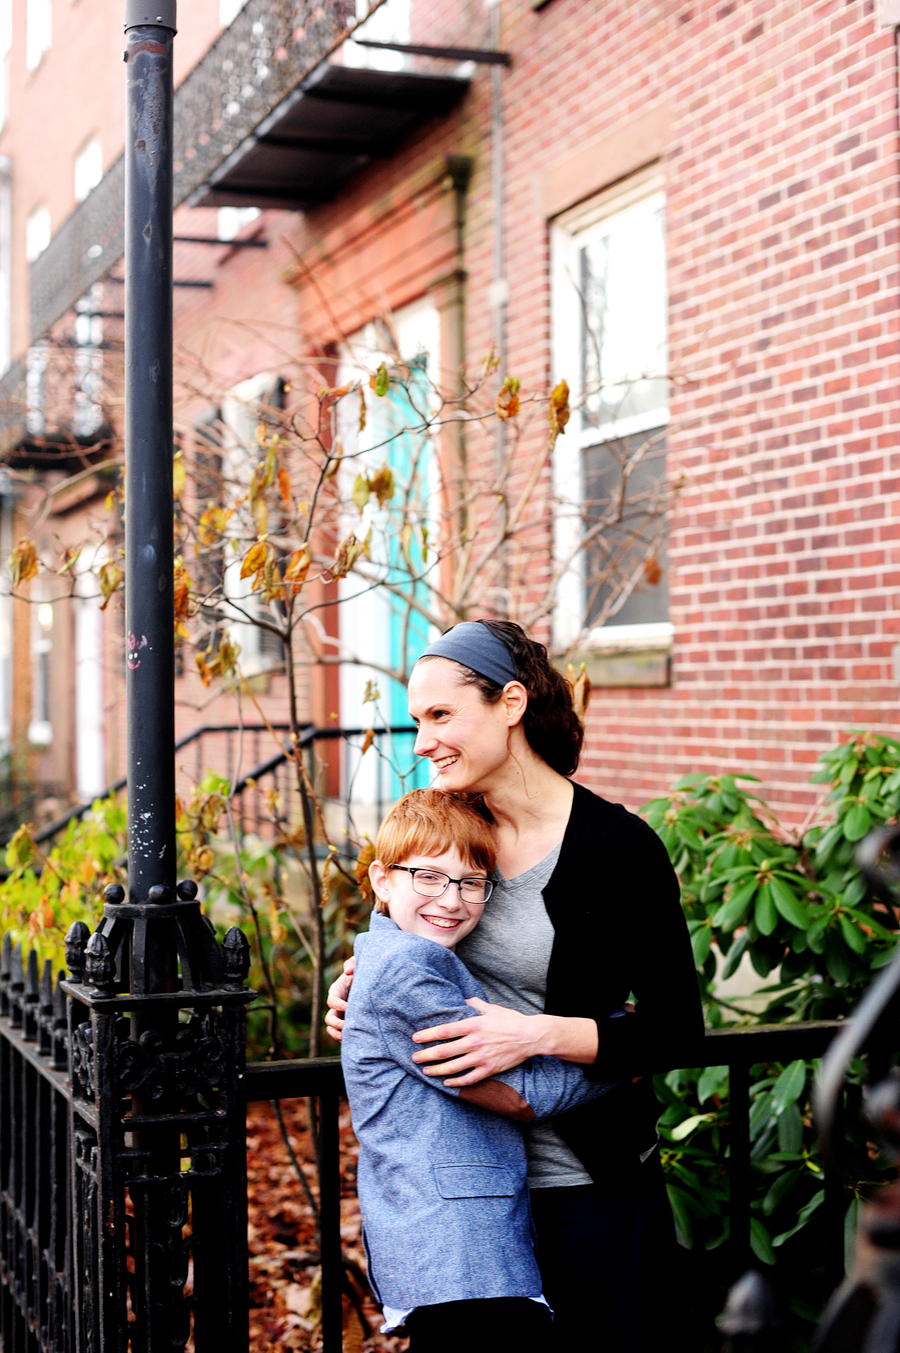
[529,1151,680,1353]
[406,1296,552,1353]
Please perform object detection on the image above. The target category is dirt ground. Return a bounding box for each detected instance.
[247,1098,408,1353]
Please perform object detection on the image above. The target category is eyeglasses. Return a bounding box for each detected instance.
[388,865,494,905]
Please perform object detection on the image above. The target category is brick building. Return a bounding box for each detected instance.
[0,0,898,826]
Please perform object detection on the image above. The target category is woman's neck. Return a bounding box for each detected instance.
[481,752,574,877]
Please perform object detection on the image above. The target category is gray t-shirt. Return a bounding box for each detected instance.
[456,843,593,1189]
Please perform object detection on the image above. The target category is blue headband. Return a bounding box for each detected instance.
[419,621,518,687]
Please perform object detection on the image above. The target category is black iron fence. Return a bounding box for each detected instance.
[0,920,851,1353]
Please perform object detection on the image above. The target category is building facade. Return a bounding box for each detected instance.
[0,0,898,826]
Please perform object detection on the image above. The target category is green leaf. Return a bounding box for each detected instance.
[721,928,751,980]
[872,944,900,969]
[769,875,809,929]
[825,932,851,985]
[845,1195,861,1272]
[691,924,712,967]
[712,879,757,930]
[771,1061,807,1114]
[373,361,390,396]
[750,1217,776,1265]
[778,1102,803,1153]
[755,882,778,936]
[352,474,371,512]
[838,914,866,955]
[697,1065,728,1105]
[763,1166,800,1216]
[670,1113,714,1142]
[666,1185,693,1248]
[773,1190,824,1247]
[843,802,872,842]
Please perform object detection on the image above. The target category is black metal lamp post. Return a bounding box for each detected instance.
[58,5,255,1350]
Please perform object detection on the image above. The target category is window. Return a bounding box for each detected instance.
[25,0,50,72]
[28,598,53,746]
[74,137,102,204]
[551,168,670,661]
[25,204,50,262]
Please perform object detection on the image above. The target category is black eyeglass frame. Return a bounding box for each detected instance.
[388,865,494,904]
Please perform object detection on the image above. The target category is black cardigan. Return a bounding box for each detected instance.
[540,782,704,1185]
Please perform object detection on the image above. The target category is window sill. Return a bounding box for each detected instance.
[559,624,672,688]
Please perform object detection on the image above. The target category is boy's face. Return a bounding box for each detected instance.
[369,846,487,949]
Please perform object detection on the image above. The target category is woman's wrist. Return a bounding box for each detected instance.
[533,1014,599,1064]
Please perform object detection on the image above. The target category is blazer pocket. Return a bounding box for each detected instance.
[433,1165,517,1198]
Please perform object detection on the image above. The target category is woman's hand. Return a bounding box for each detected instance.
[324,956,356,1043]
[411,1000,600,1085]
[410,998,553,1086]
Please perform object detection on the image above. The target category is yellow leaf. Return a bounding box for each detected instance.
[400,521,413,564]
[369,464,394,508]
[362,679,379,704]
[352,475,370,513]
[173,452,186,500]
[8,538,38,587]
[198,504,231,546]
[252,497,268,534]
[5,824,33,870]
[104,491,116,513]
[548,379,570,438]
[358,388,366,434]
[565,662,592,725]
[277,464,292,509]
[98,561,123,610]
[240,539,268,580]
[195,845,214,874]
[496,375,521,421]
[79,855,97,885]
[267,896,287,946]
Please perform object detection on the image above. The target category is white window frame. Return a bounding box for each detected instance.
[550,165,671,654]
[74,136,102,204]
[25,0,50,72]
[25,203,50,263]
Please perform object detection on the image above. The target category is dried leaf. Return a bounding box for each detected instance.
[5,824,33,870]
[565,662,592,725]
[240,539,268,580]
[58,545,80,576]
[252,496,268,535]
[356,838,376,903]
[8,538,38,587]
[352,474,370,513]
[400,521,413,564]
[173,559,193,625]
[277,464,292,509]
[496,375,521,421]
[362,679,380,704]
[361,728,375,755]
[323,439,343,481]
[369,464,394,507]
[331,533,364,580]
[644,556,663,586]
[284,544,311,594]
[98,561,123,610]
[421,524,429,563]
[548,379,570,439]
[327,381,353,400]
[358,388,366,434]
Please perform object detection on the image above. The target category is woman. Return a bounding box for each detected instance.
[327,619,703,1349]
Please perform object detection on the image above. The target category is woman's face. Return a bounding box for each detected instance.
[408,657,521,793]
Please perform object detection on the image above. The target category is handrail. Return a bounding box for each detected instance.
[29,722,419,846]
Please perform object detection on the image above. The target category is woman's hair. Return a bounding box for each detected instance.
[373,788,497,915]
[420,619,584,777]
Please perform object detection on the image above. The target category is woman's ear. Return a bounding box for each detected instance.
[369,859,391,905]
[502,680,528,728]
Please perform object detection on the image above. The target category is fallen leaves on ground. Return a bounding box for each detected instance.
[247,1098,408,1352]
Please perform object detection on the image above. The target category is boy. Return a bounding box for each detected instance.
[341,789,616,1353]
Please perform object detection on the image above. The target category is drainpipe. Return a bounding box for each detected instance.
[486,0,508,588]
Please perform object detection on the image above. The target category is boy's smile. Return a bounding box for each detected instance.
[369,847,487,949]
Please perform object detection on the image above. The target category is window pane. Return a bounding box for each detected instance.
[583,427,668,628]
[580,193,667,432]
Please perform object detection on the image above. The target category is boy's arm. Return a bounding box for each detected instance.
[372,950,616,1121]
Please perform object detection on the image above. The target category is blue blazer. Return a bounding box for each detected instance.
[342,911,615,1311]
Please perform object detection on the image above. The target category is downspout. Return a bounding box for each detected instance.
[486,0,508,595]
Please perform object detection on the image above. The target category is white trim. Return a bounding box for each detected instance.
[578,621,673,654]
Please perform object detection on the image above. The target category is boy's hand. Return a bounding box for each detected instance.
[411,998,548,1086]
[324,956,356,1043]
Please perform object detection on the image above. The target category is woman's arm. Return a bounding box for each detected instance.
[410,996,599,1087]
[325,957,355,1042]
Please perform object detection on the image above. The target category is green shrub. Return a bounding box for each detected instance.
[642,732,900,1344]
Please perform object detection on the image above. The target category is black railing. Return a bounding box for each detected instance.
[0,927,851,1352]
[28,723,422,850]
